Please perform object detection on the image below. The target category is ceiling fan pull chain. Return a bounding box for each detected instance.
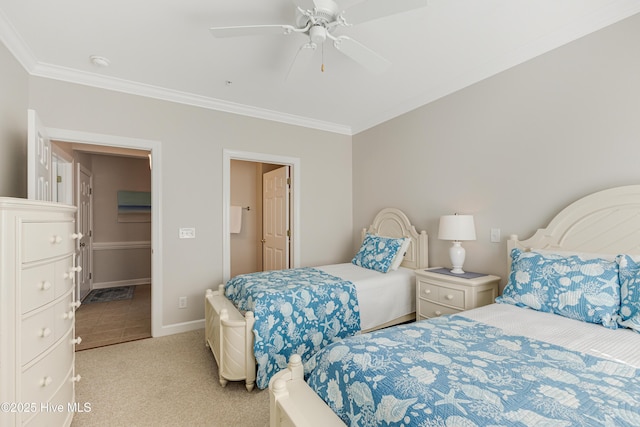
[321,42,325,72]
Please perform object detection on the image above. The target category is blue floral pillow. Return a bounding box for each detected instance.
[496,249,621,328]
[616,254,640,333]
[352,234,406,273]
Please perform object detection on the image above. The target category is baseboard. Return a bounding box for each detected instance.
[91,278,151,290]
[153,319,205,337]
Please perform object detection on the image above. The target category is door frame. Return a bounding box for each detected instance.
[223,149,300,283]
[45,127,164,337]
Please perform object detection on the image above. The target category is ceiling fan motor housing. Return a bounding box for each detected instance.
[295,0,340,28]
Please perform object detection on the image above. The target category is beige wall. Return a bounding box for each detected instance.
[0,42,28,197]
[230,159,260,277]
[353,13,640,288]
[91,154,152,285]
[23,77,353,327]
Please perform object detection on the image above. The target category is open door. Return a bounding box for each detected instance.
[27,109,52,201]
[76,164,93,300]
[262,166,290,271]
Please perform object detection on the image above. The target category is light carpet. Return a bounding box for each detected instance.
[72,329,269,426]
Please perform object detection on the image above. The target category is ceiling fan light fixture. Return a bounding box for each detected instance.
[309,25,327,44]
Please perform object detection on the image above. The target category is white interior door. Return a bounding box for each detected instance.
[77,164,93,300]
[27,109,52,201]
[263,166,290,271]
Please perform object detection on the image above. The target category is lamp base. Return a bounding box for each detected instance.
[448,241,466,275]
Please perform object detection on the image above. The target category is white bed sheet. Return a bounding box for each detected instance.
[317,263,415,331]
[461,303,640,368]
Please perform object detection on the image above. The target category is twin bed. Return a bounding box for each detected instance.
[205,207,428,391]
[269,185,640,426]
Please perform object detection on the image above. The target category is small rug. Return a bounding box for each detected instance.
[84,286,135,304]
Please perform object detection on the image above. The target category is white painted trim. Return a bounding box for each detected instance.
[35,65,353,136]
[92,241,151,250]
[223,149,301,283]
[156,319,205,337]
[91,278,151,290]
[46,128,163,338]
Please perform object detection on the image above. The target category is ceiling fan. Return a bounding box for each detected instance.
[209,0,428,77]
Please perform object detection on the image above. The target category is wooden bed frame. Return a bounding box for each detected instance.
[268,185,640,426]
[205,207,428,391]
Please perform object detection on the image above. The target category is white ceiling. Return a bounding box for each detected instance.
[1,0,639,135]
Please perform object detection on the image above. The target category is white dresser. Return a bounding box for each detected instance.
[0,198,82,427]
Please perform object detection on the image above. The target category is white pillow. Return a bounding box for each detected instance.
[389,237,411,271]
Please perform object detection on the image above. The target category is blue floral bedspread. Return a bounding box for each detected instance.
[305,315,640,426]
[225,267,361,389]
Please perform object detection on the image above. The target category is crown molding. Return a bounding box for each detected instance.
[29,62,353,135]
[0,9,352,136]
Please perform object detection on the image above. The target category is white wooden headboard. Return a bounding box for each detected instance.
[361,207,429,269]
[508,185,640,262]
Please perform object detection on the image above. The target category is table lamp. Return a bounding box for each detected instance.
[438,214,476,274]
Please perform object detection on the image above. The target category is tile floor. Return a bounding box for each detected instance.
[75,284,151,351]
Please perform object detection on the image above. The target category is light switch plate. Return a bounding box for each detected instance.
[490,228,501,243]
[179,228,196,239]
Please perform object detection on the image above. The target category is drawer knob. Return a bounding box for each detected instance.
[71,374,82,383]
[71,232,84,240]
[423,289,431,295]
[50,235,63,244]
[435,311,442,316]
[72,336,83,345]
[71,300,82,309]
[72,266,83,273]
[39,281,52,291]
[39,327,52,338]
[445,294,454,300]
[40,376,53,387]
[63,310,75,320]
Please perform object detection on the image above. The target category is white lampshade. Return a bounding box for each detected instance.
[438,215,476,241]
[438,214,476,274]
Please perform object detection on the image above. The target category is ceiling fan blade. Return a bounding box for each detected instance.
[285,42,317,81]
[209,24,297,38]
[342,0,428,26]
[333,36,391,74]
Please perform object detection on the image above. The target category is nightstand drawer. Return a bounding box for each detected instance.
[415,268,500,322]
[417,301,460,319]
[418,282,465,309]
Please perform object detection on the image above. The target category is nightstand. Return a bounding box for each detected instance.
[416,268,500,321]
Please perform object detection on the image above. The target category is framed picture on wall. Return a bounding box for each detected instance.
[117,190,151,222]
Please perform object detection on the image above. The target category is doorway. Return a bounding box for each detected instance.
[33,121,163,338]
[229,160,291,277]
[51,143,153,350]
[223,150,301,283]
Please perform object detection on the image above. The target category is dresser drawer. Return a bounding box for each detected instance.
[23,368,75,427]
[54,255,75,298]
[55,291,75,342]
[21,329,74,405]
[418,281,465,309]
[21,263,56,314]
[417,301,461,319]
[22,221,75,263]
[22,307,56,364]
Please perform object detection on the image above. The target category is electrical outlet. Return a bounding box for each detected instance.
[178,296,187,309]
[490,228,501,243]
